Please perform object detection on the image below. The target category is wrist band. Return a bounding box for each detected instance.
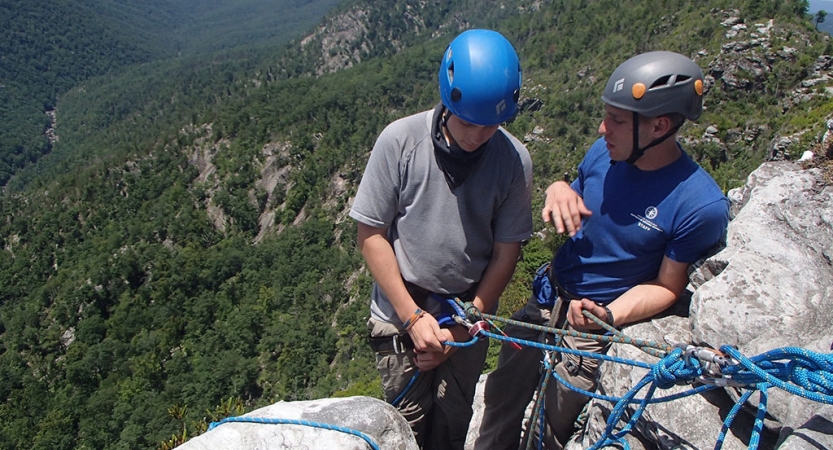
[603,306,615,327]
[403,308,424,330]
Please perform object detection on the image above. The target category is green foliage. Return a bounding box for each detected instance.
[0,0,154,185]
[0,0,343,187]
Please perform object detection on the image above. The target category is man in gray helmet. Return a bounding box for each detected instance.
[475,51,730,449]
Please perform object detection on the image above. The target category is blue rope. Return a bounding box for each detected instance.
[587,349,684,450]
[549,352,719,405]
[720,346,833,403]
[466,310,833,450]
[714,388,756,450]
[383,304,833,449]
[390,330,481,406]
[527,354,555,450]
[208,417,381,450]
[391,371,419,407]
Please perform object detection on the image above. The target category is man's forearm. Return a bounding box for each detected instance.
[357,223,417,323]
[606,284,678,326]
[607,256,690,326]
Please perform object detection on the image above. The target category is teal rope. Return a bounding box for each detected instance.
[208,417,381,450]
[465,302,833,404]
[454,298,673,355]
[481,329,655,370]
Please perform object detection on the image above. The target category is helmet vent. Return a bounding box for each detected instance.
[650,75,673,89]
[451,87,462,102]
[651,74,692,90]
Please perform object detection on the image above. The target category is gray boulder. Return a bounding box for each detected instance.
[179,396,418,450]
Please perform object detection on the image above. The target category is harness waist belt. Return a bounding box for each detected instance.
[403,280,478,308]
[368,334,414,354]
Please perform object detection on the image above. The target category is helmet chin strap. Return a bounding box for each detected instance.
[612,112,683,165]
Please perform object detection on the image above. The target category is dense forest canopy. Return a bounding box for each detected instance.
[0,0,343,187]
[0,0,831,449]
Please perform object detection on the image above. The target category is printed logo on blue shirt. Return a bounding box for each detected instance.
[632,206,663,233]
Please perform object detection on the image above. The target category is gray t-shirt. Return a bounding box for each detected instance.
[350,109,533,322]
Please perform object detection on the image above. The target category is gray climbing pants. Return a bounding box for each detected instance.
[369,318,489,450]
[474,298,610,450]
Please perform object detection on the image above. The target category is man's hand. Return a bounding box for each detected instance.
[566,299,608,331]
[407,313,447,353]
[541,181,592,236]
[412,326,469,371]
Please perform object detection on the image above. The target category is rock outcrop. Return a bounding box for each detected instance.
[179,396,417,450]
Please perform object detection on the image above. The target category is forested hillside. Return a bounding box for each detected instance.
[0,0,342,187]
[0,0,831,449]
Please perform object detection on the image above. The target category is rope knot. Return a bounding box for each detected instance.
[651,348,696,389]
[461,301,482,321]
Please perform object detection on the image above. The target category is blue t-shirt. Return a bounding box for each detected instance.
[553,138,729,304]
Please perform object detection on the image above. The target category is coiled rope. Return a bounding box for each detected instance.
[459,300,833,450]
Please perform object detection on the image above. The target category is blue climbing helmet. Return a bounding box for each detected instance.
[438,29,522,126]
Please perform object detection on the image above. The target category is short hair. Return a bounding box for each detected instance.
[666,112,687,129]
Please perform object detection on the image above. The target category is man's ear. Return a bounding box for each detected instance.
[651,115,673,137]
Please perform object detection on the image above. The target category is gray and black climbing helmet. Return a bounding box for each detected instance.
[601,51,704,120]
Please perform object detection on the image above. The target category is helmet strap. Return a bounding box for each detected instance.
[619,112,683,165]
[439,107,453,145]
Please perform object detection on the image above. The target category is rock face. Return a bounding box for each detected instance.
[179,396,418,450]
[183,161,833,450]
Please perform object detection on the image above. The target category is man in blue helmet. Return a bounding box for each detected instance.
[349,29,532,449]
[475,51,730,449]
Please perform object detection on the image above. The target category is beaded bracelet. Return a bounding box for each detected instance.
[403,308,424,330]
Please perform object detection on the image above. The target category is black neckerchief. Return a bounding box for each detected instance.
[431,103,489,189]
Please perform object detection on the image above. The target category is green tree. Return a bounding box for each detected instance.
[815,10,828,30]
